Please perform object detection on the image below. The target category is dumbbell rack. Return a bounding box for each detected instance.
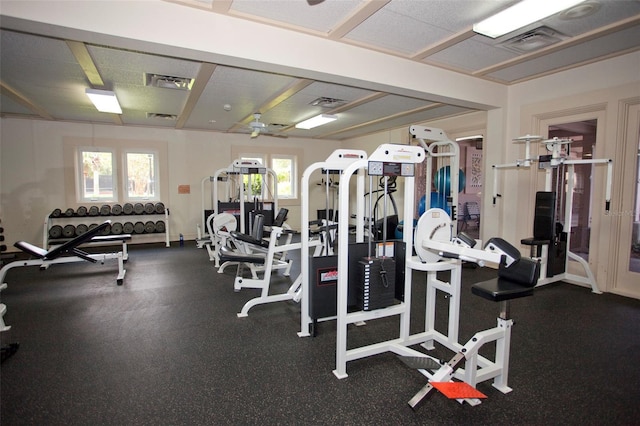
[44,202,170,249]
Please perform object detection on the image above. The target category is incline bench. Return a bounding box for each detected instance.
[0,220,129,287]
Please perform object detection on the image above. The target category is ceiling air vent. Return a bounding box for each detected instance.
[146,112,177,120]
[309,97,347,108]
[145,73,194,90]
[499,26,568,54]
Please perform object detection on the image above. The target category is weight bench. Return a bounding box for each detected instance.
[0,220,128,287]
[404,238,540,409]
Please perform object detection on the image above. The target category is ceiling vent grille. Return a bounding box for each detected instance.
[309,97,347,108]
[499,26,568,54]
[145,73,193,90]
[146,112,177,120]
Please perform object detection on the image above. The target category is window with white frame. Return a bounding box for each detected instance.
[76,147,161,203]
[78,148,117,202]
[238,152,299,200]
[125,151,160,201]
[271,155,296,199]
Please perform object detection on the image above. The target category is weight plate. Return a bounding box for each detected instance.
[76,206,87,217]
[123,222,135,234]
[101,223,111,236]
[155,220,165,233]
[49,225,63,239]
[155,202,165,214]
[62,224,76,238]
[133,203,144,215]
[100,204,111,216]
[111,204,123,215]
[133,221,145,234]
[88,223,99,231]
[88,206,99,216]
[64,208,75,217]
[123,203,134,215]
[75,224,89,236]
[51,208,62,218]
[143,221,155,233]
[111,222,123,235]
[144,203,155,214]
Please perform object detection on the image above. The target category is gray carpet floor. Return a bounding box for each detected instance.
[1,241,639,425]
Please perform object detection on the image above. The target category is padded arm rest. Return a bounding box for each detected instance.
[230,231,269,249]
[484,237,521,264]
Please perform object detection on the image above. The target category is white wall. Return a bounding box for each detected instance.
[0,118,341,249]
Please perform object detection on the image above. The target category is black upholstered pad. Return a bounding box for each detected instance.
[472,278,534,302]
[471,257,540,302]
[230,231,269,249]
[14,221,112,260]
[484,237,521,263]
[219,246,266,265]
[520,237,551,246]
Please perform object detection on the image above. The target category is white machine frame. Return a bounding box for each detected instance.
[492,135,613,293]
[198,159,279,266]
[298,149,368,337]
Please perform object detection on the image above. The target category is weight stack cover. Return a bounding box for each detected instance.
[354,257,396,311]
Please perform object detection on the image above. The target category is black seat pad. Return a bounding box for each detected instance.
[230,231,269,249]
[472,257,540,302]
[219,246,266,265]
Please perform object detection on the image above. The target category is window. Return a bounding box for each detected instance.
[240,155,265,198]
[233,146,302,204]
[78,148,117,202]
[75,147,161,203]
[272,155,296,199]
[125,151,159,200]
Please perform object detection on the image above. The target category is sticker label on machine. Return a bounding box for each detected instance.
[368,161,415,176]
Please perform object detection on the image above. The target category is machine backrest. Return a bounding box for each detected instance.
[533,191,556,241]
[44,220,111,260]
[251,214,264,240]
[498,257,540,288]
[273,208,289,227]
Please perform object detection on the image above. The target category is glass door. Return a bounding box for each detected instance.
[548,120,597,262]
[613,102,640,296]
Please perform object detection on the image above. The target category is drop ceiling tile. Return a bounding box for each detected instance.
[427,37,518,73]
[230,0,361,33]
[487,25,640,83]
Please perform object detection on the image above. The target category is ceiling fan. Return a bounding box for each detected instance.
[243,113,288,139]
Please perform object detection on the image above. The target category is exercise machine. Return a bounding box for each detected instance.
[298,149,368,337]
[492,135,613,292]
[401,208,538,408]
[198,159,278,266]
[411,125,462,231]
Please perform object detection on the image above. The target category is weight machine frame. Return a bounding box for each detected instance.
[492,136,613,293]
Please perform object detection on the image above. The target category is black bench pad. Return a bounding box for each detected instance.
[219,246,266,265]
[472,278,534,302]
[471,257,540,302]
[230,231,269,249]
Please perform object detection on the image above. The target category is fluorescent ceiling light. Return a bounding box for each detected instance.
[85,88,122,114]
[295,114,337,130]
[473,0,585,38]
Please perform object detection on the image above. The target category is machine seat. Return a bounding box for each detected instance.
[472,257,540,302]
[219,246,266,265]
[230,231,270,249]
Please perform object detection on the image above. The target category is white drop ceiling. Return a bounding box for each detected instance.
[1,0,639,140]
